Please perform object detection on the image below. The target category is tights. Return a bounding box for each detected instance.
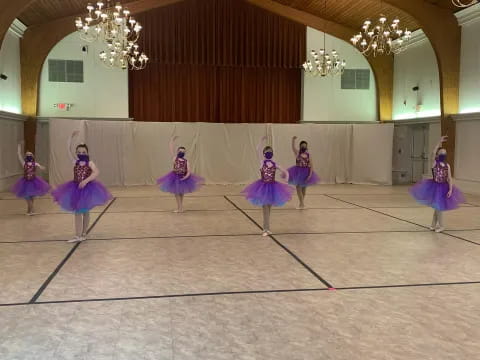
[431,210,444,229]
[175,194,185,212]
[26,198,34,214]
[75,212,90,237]
[262,205,272,231]
[296,186,307,207]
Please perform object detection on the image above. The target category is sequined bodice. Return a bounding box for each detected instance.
[433,162,448,183]
[261,161,276,183]
[296,152,310,167]
[74,162,92,182]
[24,162,36,180]
[173,158,187,176]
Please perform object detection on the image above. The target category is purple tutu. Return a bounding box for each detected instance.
[242,180,293,207]
[11,176,50,199]
[52,180,112,213]
[287,166,320,187]
[409,180,465,211]
[157,172,204,194]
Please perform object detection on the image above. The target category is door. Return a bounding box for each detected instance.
[411,125,428,183]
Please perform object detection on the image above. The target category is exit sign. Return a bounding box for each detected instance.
[54,103,72,111]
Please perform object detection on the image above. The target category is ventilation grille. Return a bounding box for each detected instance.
[48,60,84,83]
[341,69,370,90]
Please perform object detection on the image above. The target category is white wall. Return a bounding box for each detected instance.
[0,22,24,114]
[458,6,480,114]
[38,32,129,118]
[392,32,441,120]
[392,5,480,119]
[302,27,377,122]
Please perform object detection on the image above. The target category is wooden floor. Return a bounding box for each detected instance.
[1,184,480,359]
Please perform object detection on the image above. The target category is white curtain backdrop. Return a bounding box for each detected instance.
[40,118,394,186]
[455,116,480,183]
[351,124,395,185]
[35,120,50,177]
[0,114,25,191]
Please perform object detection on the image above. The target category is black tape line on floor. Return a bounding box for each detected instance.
[324,194,480,247]
[2,281,480,308]
[224,195,334,289]
[28,198,117,303]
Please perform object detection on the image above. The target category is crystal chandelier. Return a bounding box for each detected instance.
[302,47,346,77]
[302,0,346,77]
[75,1,148,70]
[350,1,412,57]
[452,0,478,7]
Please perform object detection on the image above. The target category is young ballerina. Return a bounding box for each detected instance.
[156,136,204,212]
[287,136,320,209]
[52,131,112,242]
[242,136,293,236]
[11,142,50,215]
[409,135,465,233]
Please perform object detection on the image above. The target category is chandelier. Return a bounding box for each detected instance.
[302,48,346,77]
[350,1,412,56]
[302,0,346,77]
[75,1,148,70]
[452,0,478,7]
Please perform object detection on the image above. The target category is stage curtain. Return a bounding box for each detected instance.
[129,0,305,123]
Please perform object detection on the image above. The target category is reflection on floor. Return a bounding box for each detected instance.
[1,184,480,359]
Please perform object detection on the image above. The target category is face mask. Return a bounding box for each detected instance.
[300,147,307,153]
[78,154,89,162]
[437,154,447,162]
[177,152,185,158]
[25,156,34,162]
[264,152,273,160]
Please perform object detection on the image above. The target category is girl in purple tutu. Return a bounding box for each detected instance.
[52,131,112,242]
[409,136,465,233]
[11,142,50,215]
[242,136,293,236]
[157,136,204,212]
[287,136,320,209]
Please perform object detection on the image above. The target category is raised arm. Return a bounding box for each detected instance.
[291,136,299,156]
[169,136,179,158]
[67,131,79,163]
[257,136,267,165]
[431,135,447,167]
[17,142,25,166]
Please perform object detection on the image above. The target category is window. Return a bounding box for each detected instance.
[48,60,84,83]
[341,69,370,90]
